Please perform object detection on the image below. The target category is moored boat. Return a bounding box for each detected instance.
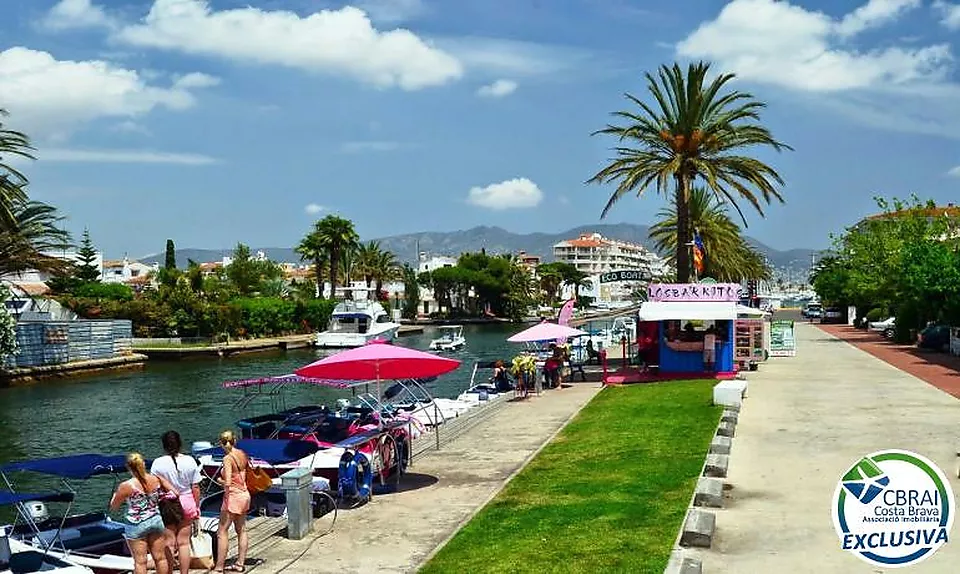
[315,284,401,348]
[428,326,466,352]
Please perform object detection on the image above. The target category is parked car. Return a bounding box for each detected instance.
[868,317,895,333]
[918,324,951,352]
[821,307,844,324]
[802,304,823,319]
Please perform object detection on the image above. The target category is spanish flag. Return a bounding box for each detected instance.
[693,232,705,275]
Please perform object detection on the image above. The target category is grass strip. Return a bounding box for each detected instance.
[420,380,721,574]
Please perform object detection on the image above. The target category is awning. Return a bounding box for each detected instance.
[637,302,738,321]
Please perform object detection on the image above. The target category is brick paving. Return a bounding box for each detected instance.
[816,323,960,400]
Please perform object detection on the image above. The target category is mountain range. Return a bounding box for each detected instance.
[140,223,815,274]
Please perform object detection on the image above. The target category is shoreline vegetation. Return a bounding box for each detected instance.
[420,381,722,574]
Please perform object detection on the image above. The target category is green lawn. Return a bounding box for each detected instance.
[420,381,721,574]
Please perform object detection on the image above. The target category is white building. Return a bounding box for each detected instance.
[553,233,668,302]
[418,254,457,274]
[0,250,104,297]
[101,257,159,288]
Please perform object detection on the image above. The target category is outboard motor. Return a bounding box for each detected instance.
[192,441,214,458]
[25,501,48,522]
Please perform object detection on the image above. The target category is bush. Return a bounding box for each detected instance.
[231,297,297,337]
[295,299,337,332]
[864,308,885,322]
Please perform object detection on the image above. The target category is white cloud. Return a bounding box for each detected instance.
[933,0,960,29]
[0,47,216,140]
[836,0,921,36]
[104,0,462,91]
[466,178,544,210]
[36,148,218,165]
[173,72,220,89]
[677,0,949,92]
[304,203,326,215]
[947,165,960,177]
[111,120,151,135]
[477,79,517,98]
[436,36,596,78]
[340,141,403,153]
[41,0,115,32]
[357,0,426,23]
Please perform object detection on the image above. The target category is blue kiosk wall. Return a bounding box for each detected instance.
[658,321,735,373]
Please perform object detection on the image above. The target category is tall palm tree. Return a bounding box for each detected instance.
[313,215,360,296]
[0,110,34,230]
[295,230,327,297]
[649,187,771,281]
[587,61,791,282]
[0,200,73,277]
[372,248,400,295]
[354,241,381,287]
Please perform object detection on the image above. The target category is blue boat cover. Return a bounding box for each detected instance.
[0,454,135,479]
[194,439,320,465]
[0,490,75,506]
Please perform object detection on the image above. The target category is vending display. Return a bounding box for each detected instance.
[734,319,765,368]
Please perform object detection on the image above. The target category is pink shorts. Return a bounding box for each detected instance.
[179,492,199,521]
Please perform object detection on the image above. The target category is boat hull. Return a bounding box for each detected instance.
[315,324,400,348]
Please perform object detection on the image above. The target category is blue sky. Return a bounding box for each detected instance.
[3,0,960,258]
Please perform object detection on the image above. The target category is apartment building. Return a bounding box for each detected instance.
[553,232,668,302]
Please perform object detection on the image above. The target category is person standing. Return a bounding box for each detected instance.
[703,325,717,373]
[151,431,202,574]
[213,430,250,574]
[110,453,172,574]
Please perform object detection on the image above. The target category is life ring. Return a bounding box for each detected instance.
[337,451,373,500]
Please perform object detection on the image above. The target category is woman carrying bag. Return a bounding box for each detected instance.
[151,431,202,574]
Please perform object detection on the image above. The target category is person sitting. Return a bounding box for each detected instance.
[585,340,600,365]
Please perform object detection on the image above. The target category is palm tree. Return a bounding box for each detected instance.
[0,110,33,230]
[312,215,359,296]
[649,187,771,281]
[0,200,73,277]
[295,231,327,297]
[354,241,381,287]
[587,61,791,282]
[372,248,400,295]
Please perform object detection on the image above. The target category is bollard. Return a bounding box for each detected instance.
[280,467,313,540]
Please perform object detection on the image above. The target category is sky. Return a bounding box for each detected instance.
[2,0,960,258]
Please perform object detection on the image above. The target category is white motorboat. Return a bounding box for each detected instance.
[316,284,401,348]
[3,535,95,574]
[428,325,466,351]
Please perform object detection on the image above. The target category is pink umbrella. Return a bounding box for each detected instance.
[507,321,587,343]
[295,342,461,381]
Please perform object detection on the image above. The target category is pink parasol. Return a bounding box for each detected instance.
[295,342,461,381]
[507,321,587,343]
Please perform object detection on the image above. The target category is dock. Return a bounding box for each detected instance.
[135,334,317,359]
[397,325,424,336]
[0,353,148,386]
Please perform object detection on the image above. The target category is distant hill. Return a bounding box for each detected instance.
[139,223,815,274]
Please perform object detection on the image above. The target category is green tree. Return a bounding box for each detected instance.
[164,239,177,270]
[587,61,790,282]
[75,228,101,283]
[225,243,281,297]
[0,109,32,230]
[296,230,327,298]
[312,215,360,296]
[649,187,771,281]
[0,284,18,361]
[401,263,420,320]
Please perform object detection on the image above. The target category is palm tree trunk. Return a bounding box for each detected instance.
[329,251,339,298]
[675,175,692,283]
[314,258,323,298]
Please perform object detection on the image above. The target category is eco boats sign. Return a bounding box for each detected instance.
[599,269,653,283]
[832,449,955,568]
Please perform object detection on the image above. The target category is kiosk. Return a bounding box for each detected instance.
[637,283,741,378]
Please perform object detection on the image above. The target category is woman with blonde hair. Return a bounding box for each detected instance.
[110,453,172,574]
[213,430,250,573]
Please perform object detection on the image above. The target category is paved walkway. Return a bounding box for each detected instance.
[689,323,960,573]
[253,383,602,574]
[818,323,960,399]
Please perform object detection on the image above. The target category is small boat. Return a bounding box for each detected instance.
[316,284,401,348]
[428,326,466,352]
[1,457,134,574]
[3,535,94,574]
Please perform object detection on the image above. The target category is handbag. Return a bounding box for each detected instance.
[158,490,184,527]
[188,525,214,570]
[245,465,272,495]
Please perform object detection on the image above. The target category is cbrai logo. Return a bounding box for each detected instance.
[832,450,955,568]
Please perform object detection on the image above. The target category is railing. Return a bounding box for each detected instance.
[408,393,512,462]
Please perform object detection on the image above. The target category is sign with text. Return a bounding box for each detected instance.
[647,282,743,302]
[599,269,653,284]
[769,320,796,357]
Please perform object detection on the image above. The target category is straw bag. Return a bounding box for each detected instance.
[245,466,272,494]
[189,525,214,570]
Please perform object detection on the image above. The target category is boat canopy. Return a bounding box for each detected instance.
[222,374,383,390]
[0,454,138,479]
[195,439,320,465]
[331,313,373,319]
[0,490,75,506]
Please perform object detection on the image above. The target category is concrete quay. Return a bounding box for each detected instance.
[686,322,960,573]
[247,383,602,574]
[0,353,147,385]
